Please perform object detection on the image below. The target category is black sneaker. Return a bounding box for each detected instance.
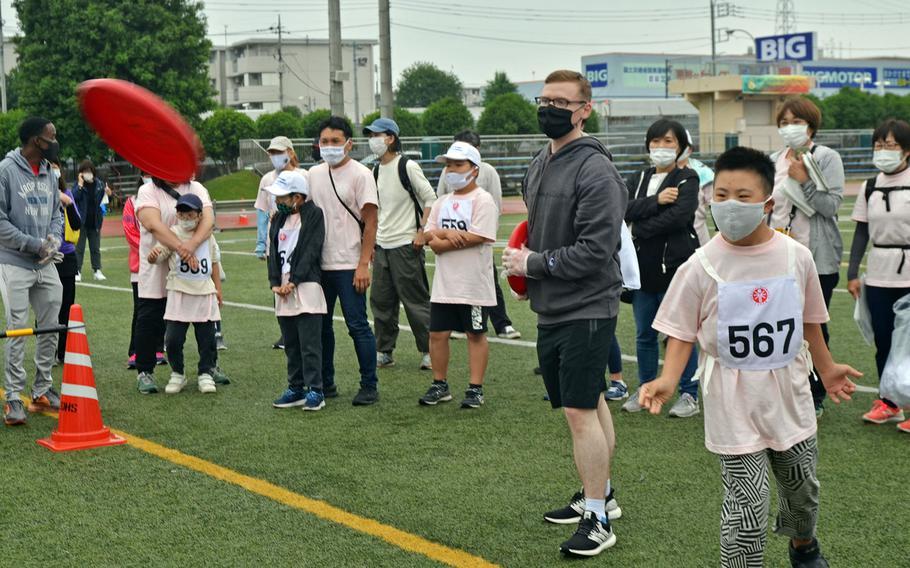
[272,338,285,350]
[545,489,622,524]
[533,367,543,375]
[789,539,830,568]
[460,387,484,409]
[560,511,616,557]
[323,384,339,398]
[419,382,452,406]
[352,387,379,406]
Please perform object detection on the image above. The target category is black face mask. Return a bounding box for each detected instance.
[537,106,577,140]
[38,138,60,163]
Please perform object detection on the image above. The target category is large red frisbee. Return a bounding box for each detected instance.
[507,220,528,295]
[77,79,202,182]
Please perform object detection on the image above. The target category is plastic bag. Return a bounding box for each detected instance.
[618,222,640,291]
[880,294,910,408]
[853,275,874,346]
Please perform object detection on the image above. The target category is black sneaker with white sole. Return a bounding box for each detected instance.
[460,387,483,409]
[560,511,616,557]
[419,382,452,406]
[544,489,622,524]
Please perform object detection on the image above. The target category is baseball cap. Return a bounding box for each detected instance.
[435,141,482,167]
[175,193,204,212]
[362,117,400,136]
[266,170,309,196]
[267,136,294,152]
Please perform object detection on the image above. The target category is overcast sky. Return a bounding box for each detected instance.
[3,1,910,85]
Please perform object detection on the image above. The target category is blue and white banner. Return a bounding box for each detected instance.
[585,62,609,88]
[755,33,816,62]
[802,66,877,88]
[884,68,910,88]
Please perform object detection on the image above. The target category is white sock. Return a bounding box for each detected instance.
[605,479,612,498]
[584,498,606,522]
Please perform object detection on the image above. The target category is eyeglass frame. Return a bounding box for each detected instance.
[535,96,589,110]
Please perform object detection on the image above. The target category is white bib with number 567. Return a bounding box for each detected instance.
[277,227,300,275]
[177,240,211,281]
[697,237,803,371]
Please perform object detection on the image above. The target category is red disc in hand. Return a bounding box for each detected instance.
[507,220,528,295]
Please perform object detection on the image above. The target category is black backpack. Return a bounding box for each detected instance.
[865,176,910,213]
[372,155,423,229]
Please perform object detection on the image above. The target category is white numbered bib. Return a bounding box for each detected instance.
[438,197,473,232]
[698,238,803,371]
[176,240,212,281]
[277,227,300,275]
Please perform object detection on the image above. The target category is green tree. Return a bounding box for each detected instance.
[281,106,303,118]
[421,97,473,136]
[361,107,424,136]
[301,110,354,139]
[477,93,538,135]
[395,62,463,108]
[584,108,601,134]
[201,108,256,166]
[482,71,517,106]
[256,110,303,139]
[0,109,27,153]
[820,88,881,130]
[13,0,214,161]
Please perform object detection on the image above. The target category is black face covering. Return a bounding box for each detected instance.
[39,138,60,163]
[537,106,577,140]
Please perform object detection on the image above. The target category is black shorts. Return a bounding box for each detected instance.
[430,303,487,334]
[537,318,616,409]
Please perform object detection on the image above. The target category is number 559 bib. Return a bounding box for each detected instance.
[697,238,803,371]
[177,240,212,281]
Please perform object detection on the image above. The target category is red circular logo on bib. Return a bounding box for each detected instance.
[279,233,287,241]
[752,287,769,305]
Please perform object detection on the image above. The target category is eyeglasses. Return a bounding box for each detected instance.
[535,97,587,110]
[873,141,902,151]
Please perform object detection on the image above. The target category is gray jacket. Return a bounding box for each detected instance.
[770,144,844,275]
[522,136,627,325]
[0,149,63,270]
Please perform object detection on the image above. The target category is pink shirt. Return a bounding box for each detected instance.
[307,160,378,270]
[852,169,910,288]
[653,232,829,455]
[255,168,308,215]
[273,214,327,317]
[425,187,498,306]
[770,150,812,248]
[135,181,213,299]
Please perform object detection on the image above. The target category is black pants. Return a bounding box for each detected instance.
[165,320,216,376]
[76,227,102,273]
[55,253,78,360]
[810,273,840,406]
[866,285,910,408]
[135,297,167,374]
[484,265,512,334]
[278,314,322,392]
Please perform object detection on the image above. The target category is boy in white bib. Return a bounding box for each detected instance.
[147,193,223,394]
[639,147,860,568]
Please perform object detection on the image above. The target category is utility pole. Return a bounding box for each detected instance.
[220,25,228,107]
[378,0,394,119]
[710,0,716,76]
[277,15,285,110]
[328,0,345,116]
[0,2,7,113]
[352,42,360,125]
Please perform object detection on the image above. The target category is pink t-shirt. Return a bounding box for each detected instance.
[770,150,812,248]
[135,181,213,299]
[255,168,308,214]
[425,187,498,306]
[653,232,829,455]
[852,169,910,288]
[307,160,378,270]
[273,213,327,317]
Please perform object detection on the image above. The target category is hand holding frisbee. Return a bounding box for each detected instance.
[503,220,531,294]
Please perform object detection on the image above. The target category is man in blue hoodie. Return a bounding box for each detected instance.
[0,117,64,425]
[504,70,627,558]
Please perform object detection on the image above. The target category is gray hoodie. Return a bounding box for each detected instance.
[0,149,63,270]
[522,136,628,325]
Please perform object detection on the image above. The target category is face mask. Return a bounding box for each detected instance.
[40,138,60,163]
[368,137,389,156]
[177,218,199,231]
[271,153,290,170]
[142,176,152,185]
[51,167,61,177]
[650,148,678,168]
[778,124,809,149]
[677,147,692,165]
[320,145,347,166]
[537,106,577,140]
[83,172,94,183]
[873,149,905,174]
[444,169,476,191]
[276,201,296,215]
[710,198,771,242]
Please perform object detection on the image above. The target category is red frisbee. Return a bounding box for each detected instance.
[507,220,528,295]
[77,79,203,182]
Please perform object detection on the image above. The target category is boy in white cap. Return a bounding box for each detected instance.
[266,170,328,411]
[420,142,498,408]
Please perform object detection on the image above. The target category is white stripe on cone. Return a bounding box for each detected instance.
[64,352,92,368]
[60,383,98,401]
[68,323,86,335]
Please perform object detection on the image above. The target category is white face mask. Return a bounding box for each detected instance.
[369,137,389,156]
[444,169,476,191]
[778,124,809,149]
[320,145,347,166]
[51,167,61,177]
[710,197,771,242]
[142,176,152,185]
[270,153,290,170]
[177,218,199,232]
[677,147,692,165]
[83,172,94,183]
[650,147,677,168]
[873,149,905,174]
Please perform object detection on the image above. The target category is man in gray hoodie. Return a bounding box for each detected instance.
[0,117,64,425]
[504,70,626,558]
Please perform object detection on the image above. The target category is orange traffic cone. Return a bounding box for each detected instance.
[238,208,250,226]
[37,304,126,452]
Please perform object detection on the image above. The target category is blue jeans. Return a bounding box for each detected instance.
[321,269,378,389]
[254,210,269,256]
[632,290,699,399]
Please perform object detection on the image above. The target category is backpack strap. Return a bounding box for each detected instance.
[865,176,878,206]
[864,176,910,213]
[372,155,425,230]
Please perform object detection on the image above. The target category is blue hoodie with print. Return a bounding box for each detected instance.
[0,148,63,270]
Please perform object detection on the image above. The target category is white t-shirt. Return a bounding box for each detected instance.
[375,155,436,249]
[425,187,498,306]
[437,162,502,213]
[646,172,668,197]
[852,168,910,288]
[272,213,327,317]
[255,168,309,215]
[770,150,812,248]
[652,232,829,455]
[307,160,378,270]
[135,181,213,299]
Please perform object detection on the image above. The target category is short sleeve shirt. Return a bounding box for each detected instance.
[255,168,309,215]
[852,168,910,288]
[770,150,812,248]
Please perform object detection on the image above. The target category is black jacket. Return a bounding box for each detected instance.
[625,166,700,293]
[267,200,325,288]
[73,178,106,231]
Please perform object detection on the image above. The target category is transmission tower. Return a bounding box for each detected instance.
[776,0,796,34]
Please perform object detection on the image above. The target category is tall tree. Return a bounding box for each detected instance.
[361,107,424,136]
[201,108,256,166]
[421,97,473,136]
[482,71,517,106]
[395,62,463,108]
[256,111,304,139]
[477,93,538,135]
[14,0,214,160]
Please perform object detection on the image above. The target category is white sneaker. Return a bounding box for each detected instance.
[75,272,82,282]
[165,372,186,394]
[419,353,432,370]
[668,393,700,418]
[93,270,107,281]
[621,388,643,413]
[450,331,467,340]
[198,373,217,394]
[497,325,521,339]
